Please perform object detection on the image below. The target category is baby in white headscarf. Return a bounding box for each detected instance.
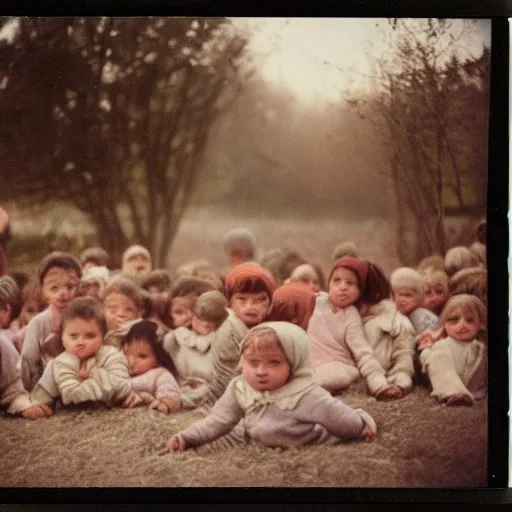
[168,321,377,451]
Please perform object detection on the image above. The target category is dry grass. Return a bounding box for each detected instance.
[0,381,487,488]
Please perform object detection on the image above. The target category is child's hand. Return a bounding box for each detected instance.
[78,361,89,381]
[376,384,404,400]
[21,403,53,419]
[168,433,186,452]
[360,425,375,442]
[123,390,143,408]
[150,396,181,414]
[149,399,169,414]
[417,327,444,351]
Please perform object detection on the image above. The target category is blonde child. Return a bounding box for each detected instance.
[223,228,257,269]
[121,320,180,414]
[79,265,110,301]
[419,294,486,406]
[20,252,82,391]
[29,297,132,410]
[168,322,376,451]
[80,246,110,272]
[421,268,449,317]
[306,257,400,399]
[102,276,145,349]
[122,244,152,276]
[444,246,478,278]
[164,290,228,383]
[416,255,445,273]
[287,264,322,294]
[268,282,317,331]
[390,267,439,334]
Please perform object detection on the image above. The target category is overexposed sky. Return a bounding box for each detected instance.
[231,18,491,103]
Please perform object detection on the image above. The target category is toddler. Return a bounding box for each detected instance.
[102,276,145,348]
[420,268,449,317]
[122,244,152,276]
[223,228,257,269]
[267,282,316,331]
[390,267,439,334]
[444,246,478,278]
[80,246,110,272]
[79,265,110,301]
[168,322,376,451]
[29,296,132,409]
[121,320,180,414]
[164,290,229,383]
[287,264,322,294]
[20,252,82,391]
[307,257,400,398]
[419,294,486,406]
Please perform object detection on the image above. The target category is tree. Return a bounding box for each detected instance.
[0,17,249,266]
[345,19,489,264]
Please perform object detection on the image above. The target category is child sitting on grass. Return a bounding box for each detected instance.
[21,252,82,391]
[390,267,440,334]
[164,290,228,382]
[419,294,487,406]
[307,257,401,399]
[79,266,110,301]
[168,322,376,451]
[140,269,173,329]
[121,320,180,414]
[122,244,152,277]
[420,268,449,317]
[29,297,132,411]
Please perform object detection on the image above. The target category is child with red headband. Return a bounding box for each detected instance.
[307,257,404,399]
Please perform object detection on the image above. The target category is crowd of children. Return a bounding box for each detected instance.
[0,219,488,453]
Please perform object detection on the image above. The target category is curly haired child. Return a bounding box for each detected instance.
[168,322,377,451]
[29,296,132,411]
[121,320,180,414]
[20,252,82,391]
[419,294,486,406]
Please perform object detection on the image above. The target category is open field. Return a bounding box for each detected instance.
[0,380,487,488]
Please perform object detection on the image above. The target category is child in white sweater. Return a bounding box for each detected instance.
[168,322,376,451]
[30,297,132,410]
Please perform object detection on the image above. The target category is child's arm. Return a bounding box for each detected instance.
[94,346,132,403]
[298,387,376,441]
[54,354,108,405]
[20,316,45,391]
[167,383,244,451]
[386,325,415,392]
[344,316,388,395]
[150,369,181,414]
[417,327,445,351]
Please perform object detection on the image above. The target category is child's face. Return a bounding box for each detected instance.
[62,317,103,360]
[123,338,158,376]
[42,268,80,311]
[230,291,270,328]
[148,285,170,315]
[393,286,422,316]
[104,292,141,330]
[191,314,217,336]
[328,267,360,310]
[80,280,101,300]
[171,297,194,328]
[126,254,150,274]
[444,306,483,342]
[296,272,321,294]
[242,337,291,392]
[423,284,448,314]
[18,299,41,327]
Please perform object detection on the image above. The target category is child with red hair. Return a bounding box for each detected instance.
[307,257,404,399]
[268,282,316,331]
